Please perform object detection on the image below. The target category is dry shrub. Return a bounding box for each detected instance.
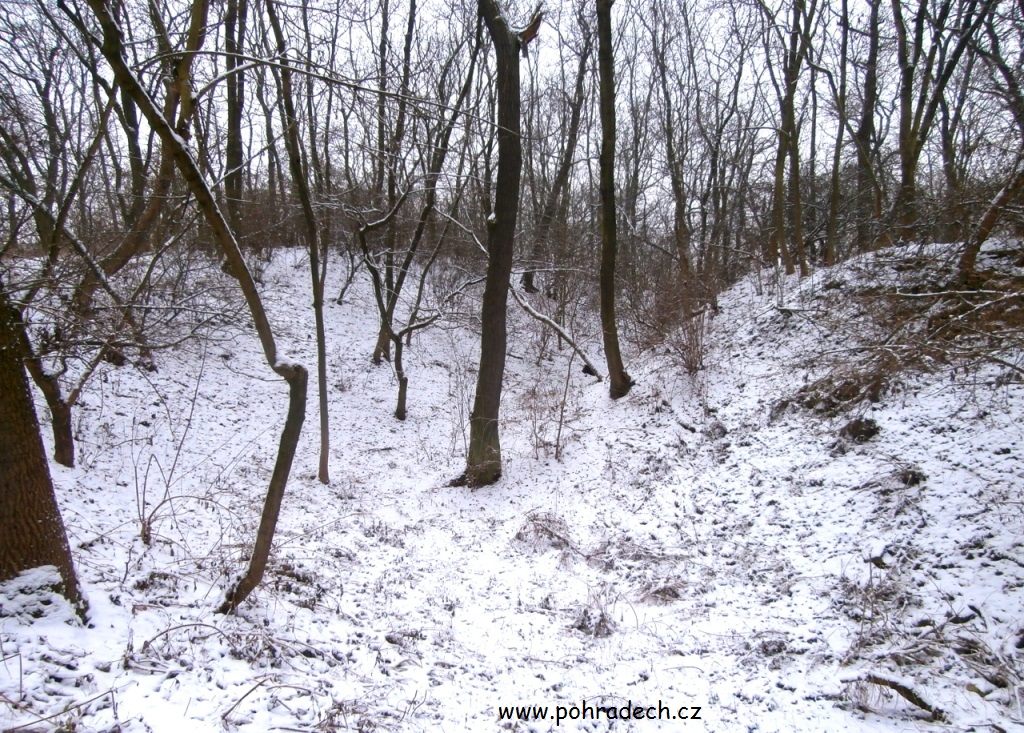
[636,579,686,604]
[784,243,1024,418]
[793,363,890,417]
[514,511,574,552]
[673,311,708,376]
[572,606,615,637]
[572,583,618,638]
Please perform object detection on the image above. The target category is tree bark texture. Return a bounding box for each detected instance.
[0,288,82,609]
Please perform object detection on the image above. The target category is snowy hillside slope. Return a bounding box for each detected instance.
[1,243,1022,732]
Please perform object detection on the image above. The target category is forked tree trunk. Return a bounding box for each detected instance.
[465,0,537,486]
[0,289,82,611]
[23,357,75,467]
[364,15,481,418]
[890,0,997,243]
[766,0,815,276]
[4,292,78,467]
[597,0,632,399]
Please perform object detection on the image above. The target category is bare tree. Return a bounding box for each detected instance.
[361,15,482,420]
[462,0,541,486]
[959,1,1024,278]
[761,0,818,276]
[597,0,632,398]
[77,0,308,613]
[0,7,168,467]
[265,0,331,484]
[521,5,591,296]
[648,0,694,308]
[890,0,997,241]
[854,0,882,251]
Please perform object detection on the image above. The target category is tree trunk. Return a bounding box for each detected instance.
[266,0,330,485]
[49,400,75,469]
[465,0,535,486]
[219,366,306,612]
[824,0,849,266]
[651,7,693,308]
[890,0,997,243]
[25,360,75,467]
[224,0,248,234]
[373,327,391,364]
[522,20,591,295]
[0,289,82,610]
[5,301,77,467]
[597,0,632,400]
[855,0,881,251]
[959,163,1024,278]
[394,339,408,420]
[768,127,795,273]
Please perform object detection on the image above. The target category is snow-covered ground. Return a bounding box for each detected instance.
[2,244,1023,732]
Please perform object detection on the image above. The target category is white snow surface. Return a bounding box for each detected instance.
[2,245,1023,732]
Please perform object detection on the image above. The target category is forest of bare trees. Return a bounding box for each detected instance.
[2,0,1023,610]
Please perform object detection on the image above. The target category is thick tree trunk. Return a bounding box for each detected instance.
[465,0,534,486]
[768,134,794,273]
[597,0,632,400]
[373,326,391,364]
[0,290,82,610]
[787,115,808,276]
